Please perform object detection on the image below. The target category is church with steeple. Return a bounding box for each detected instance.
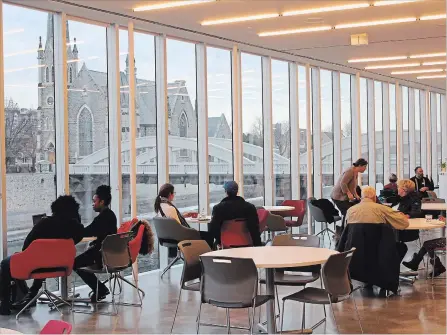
[37,14,231,165]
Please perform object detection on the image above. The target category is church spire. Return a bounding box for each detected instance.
[37,36,44,59]
[73,37,78,56]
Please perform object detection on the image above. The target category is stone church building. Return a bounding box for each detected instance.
[37,14,231,166]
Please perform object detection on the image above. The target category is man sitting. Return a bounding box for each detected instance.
[410,166,434,198]
[74,185,117,302]
[209,181,262,247]
[0,195,84,315]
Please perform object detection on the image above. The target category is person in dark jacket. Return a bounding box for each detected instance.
[74,185,117,302]
[410,166,434,198]
[209,181,262,247]
[0,195,84,315]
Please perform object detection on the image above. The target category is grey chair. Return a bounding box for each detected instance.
[265,213,288,245]
[72,232,140,316]
[307,201,339,245]
[280,249,363,334]
[152,217,201,278]
[198,256,274,334]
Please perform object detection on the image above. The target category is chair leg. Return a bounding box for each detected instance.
[320,277,326,318]
[301,302,306,333]
[161,254,181,278]
[279,300,285,334]
[170,289,183,334]
[250,303,256,335]
[328,295,340,334]
[351,295,364,334]
[16,290,42,320]
[226,308,231,334]
[275,285,281,317]
[196,302,202,334]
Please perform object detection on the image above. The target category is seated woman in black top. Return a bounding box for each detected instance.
[74,185,117,302]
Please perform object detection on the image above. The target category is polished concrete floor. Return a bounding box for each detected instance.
[0,235,445,334]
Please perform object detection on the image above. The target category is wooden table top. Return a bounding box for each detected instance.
[263,206,295,212]
[0,328,23,334]
[407,218,446,230]
[202,246,337,269]
[421,203,447,210]
[186,216,211,224]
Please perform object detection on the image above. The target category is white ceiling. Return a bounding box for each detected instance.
[30,0,447,91]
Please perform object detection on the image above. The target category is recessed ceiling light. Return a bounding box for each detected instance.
[373,0,423,6]
[335,17,416,29]
[349,56,407,63]
[417,74,446,79]
[420,14,446,21]
[410,52,446,58]
[201,13,279,26]
[391,68,444,74]
[422,60,446,65]
[259,25,332,37]
[365,62,420,69]
[133,0,215,12]
[282,3,370,16]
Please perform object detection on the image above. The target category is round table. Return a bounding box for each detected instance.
[263,206,295,212]
[0,329,23,334]
[202,246,337,333]
[185,216,211,224]
[421,203,447,211]
[407,218,446,230]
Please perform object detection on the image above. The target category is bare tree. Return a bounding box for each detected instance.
[342,121,352,137]
[274,121,290,157]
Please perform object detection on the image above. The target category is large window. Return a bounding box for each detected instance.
[3,6,57,258]
[437,93,442,173]
[298,66,308,199]
[360,78,368,184]
[415,89,421,167]
[166,39,198,211]
[67,20,110,225]
[320,69,333,198]
[241,53,263,206]
[375,81,384,185]
[390,84,397,177]
[272,60,290,204]
[340,73,352,170]
[207,47,233,208]
[402,86,410,178]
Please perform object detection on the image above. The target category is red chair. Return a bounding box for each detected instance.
[220,219,253,249]
[257,208,269,233]
[10,239,76,320]
[280,200,306,233]
[40,320,72,334]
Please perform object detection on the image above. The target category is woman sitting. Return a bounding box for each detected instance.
[403,235,446,277]
[154,183,214,248]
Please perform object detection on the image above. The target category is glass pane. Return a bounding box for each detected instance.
[207,47,233,209]
[340,73,352,170]
[3,6,57,266]
[415,89,421,167]
[272,60,291,204]
[402,86,410,178]
[437,93,442,173]
[241,53,264,206]
[360,78,368,184]
[390,84,397,177]
[320,69,333,199]
[166,39,198,212]
[375,81,384,185]
[298,66,308,199]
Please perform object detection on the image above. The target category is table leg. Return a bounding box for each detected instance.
[265,268,276,334]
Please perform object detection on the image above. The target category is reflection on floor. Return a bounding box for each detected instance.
[0,233,445,334]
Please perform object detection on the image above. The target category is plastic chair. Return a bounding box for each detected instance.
[265,213,288,244]
[280,200,306,233]
[220,219,253,249]
[198,256,274,334]
[257,208,269,234]
[40,320,72,334]
[72,232,140,316]
[307,201,336,244]
[10,239,76,320]
[426,246,447,285]
[152,217,201,278]
[280,249,363,334]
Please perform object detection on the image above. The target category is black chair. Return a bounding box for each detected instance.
[152,217,201,278]
[280,249,363,334]
[198,256,274,334]
[307,201,338,244]
[72,232,137,316]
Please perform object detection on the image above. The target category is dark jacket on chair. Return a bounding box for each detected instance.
[310,198,340,223]
[209,196,262,246]
[336,223,400,293]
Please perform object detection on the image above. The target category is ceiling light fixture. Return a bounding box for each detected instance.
[201,13,279,25]
[349,56,407,63]
[282,3,370,16]
[259,25,332,37]
[417,74,446,79]
[335,17,416,29]
[365,62,420,69]
[410,52,446,58]
[391,68,444,74]
[373,0,422,6]
[133,0,215,12]
[422,60,447,65]
[420,14,446,21]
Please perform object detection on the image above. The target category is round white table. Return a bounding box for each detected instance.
[185,216,211,224]
[421,203,447,211]
[202,246,337,334]
[407,218,446,230]
[0,329,23,334]
[263,206,295,212]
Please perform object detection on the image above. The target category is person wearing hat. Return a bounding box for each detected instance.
[209,181,262,247]
[384,173,398,192]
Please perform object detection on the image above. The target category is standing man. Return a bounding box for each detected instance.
[410,166,434,198]
[74,185,117,302]
[331,158,368,238]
